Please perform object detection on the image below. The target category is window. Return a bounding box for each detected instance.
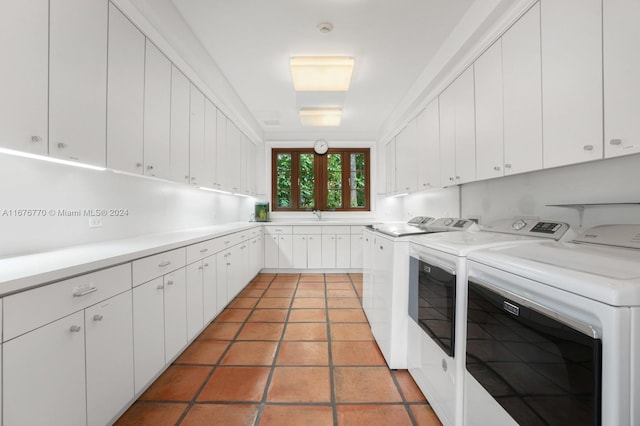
[272,148,370,211]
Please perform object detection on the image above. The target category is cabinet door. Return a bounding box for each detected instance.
[474,39,504,180]
[49,0,107,166]
[164,268,188,360]
[227,122,243,193]
[132,277,165,394]
[279,235,294,269]
[502,3,542,175]
[185,262,204,341]
[4,311,86,426]
[454,67,476,184]
[322,235,337,268]
[385,139,397,195]
[542,0,603,168]
[226,245,242,299]
[189,85,206,186]
[362,231,374,316]
[203,256,217,321]
[85,291,134,426]
[307,235,323,269]
[0,0,48,154]
[215,109,227,189]
[143,41,171,179]
[395,121,418,193]
[293,235,308,269]
[216,252,229,312]
[106,4,145,174]
[170,66,191,184]
[416,99,441,190]
[439,87,457,186]
[203,100,218,187]
[249,236,263,277]
[371,237,394,359]
[237,243,250,294]
[604,0,640,157]
[264,235,279,268]
[336,235,351,268]
[350,234,364,269]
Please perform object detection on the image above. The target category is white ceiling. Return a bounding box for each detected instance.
[170,0,475,141]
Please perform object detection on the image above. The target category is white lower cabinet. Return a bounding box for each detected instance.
[163,268,188,361]
[322,235,337,268]
[249,235,264,277]
[336,234,351,268]
[85,291,134,426]
[217,250,231,312]
[264,232,294,269]
[185,262,205,341]
[132,277,166,394]
[202,256,218,323]
[350,234,364,269]
[362,229,374,318]
[4,311,86,426]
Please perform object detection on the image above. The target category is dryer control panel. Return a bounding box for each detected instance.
[482,218,571,240]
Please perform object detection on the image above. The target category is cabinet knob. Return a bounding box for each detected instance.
[493,166,501,171]
[147,165,154,170]
[166,279,174,285]
[31,136,42,143]
[200,248,209,253]
[158,261,171,267]
[204,263,209,267]
[157,283,164,290]
[136,162,142,168]
[504,163,512,169]
[198,265,204,270]
[379,245,384,250]
[583,145,594,151]
[610,139,622,146]
[69,325,82,333]
[93,314,103,322]
[191,177,196,181]
[185,175,189,180]
[449,177,454,181]
[57,142,67,149]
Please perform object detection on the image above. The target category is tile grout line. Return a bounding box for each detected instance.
[325,273,340,426]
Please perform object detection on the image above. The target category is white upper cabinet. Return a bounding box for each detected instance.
[226,121,243,193]
[542,0,603,168]
[203,100,218,188]
[603,0,640,157]
[143,41,171,179]
[106,4,145,174]
[385,138,397,195]
[49,0,108,166]
[439,88,456,186]
[0,0,48,155]
[189,84,206,186]
[395,120,418,194]
[416,99,441,190]
[216,109,228,190]
[502,3,543,175]
[474,39,504,181]
[170,66,191,184]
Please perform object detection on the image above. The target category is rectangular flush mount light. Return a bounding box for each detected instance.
[290,56,354,91]
[300,107,342,127]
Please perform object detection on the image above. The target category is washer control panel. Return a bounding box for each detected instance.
[483,218,571,240]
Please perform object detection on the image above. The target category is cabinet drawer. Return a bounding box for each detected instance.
[322,226,350,235]
[264,226,292,235]
[293,226,322,235]
[211,232,243,253]
[132,247,185,286]
[350,226,365,234]
[249,226,263,237]
[4,263,132,341]
[186,239,216,264]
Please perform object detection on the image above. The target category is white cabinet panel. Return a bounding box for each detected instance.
[186,262,204,341]
[202,256,217,321]
[279,235,294,269]
[293,235,308,269]
[170,66,191,184]
[322,235,337,268]
[106,4,145,174]
[132,277,165,394]
[215,109,227,189]
[542,0,603,168]
[49,0,108,166]
[0,0,48,154]
[164,268,187,361]
[395,121,418,193]
[226,122,243,193]
[385,139,397,195]
[4,311,86,426]
[143,41,171,179]
[502,3,543,175]
[189,84,206,186]
[249,235,264,277]
[264,235,279,268]
[336,235,351,268]
[350,234,363,269]
[85,291,134,426]
[203,100,218,188]
[362,230,374,317]
[474,39,505,180]
[307,235,322,269]
[454,67,476,184]
[216,251,230,312]
[439,87,457,186]
[604,0,640,157]
[417,100,441,190]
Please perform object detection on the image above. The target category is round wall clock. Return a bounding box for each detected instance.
[313,139,329,155]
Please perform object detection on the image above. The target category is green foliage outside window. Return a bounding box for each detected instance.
[276,153,291,207]
[299,154,315,209]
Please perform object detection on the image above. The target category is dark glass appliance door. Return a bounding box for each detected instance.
[408,256,456,356]
[466,280,602,426]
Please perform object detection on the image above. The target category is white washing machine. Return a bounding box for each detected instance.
[465,224,640,426]
[408,218,574,426]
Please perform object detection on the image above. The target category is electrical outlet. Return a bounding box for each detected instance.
[89,217,103,228]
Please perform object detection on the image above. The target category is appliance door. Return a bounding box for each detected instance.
[466,278,602,426]
[409,255,456,357]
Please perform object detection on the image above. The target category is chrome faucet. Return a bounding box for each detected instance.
[312,209,322,221]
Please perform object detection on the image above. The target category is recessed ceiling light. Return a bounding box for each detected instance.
[299,107,342,127]
[290,56,355,91]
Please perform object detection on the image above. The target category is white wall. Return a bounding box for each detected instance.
[0,153,255,257]
[461,153,640,230]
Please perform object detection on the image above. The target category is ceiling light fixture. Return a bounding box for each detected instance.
[299,107,343,127]
[290,56,355,91]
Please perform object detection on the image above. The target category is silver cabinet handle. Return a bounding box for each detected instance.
[191,177,196,181]
[583,145,594,151]
[493,166,501,171]
[610,139,622,146]
[158,261,171,267]
[185,175,189,180]
[455,176,460,180]
[57,142,67,149]
[93,314,103,322]
[204,263,209,267]
[226,262,231,266]
[136,162,143,168]
[73,286,97,297]
[70,325,81,333]
[157,283,165,290]
[504,163,512,169]
[31,136,42,143]
[224,240,231,244]
[200,248,208,253]
[166,280,174,286]
[199,265,204,270]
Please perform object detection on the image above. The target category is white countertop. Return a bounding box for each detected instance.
[0,222,260,297]
[263,220,378,226]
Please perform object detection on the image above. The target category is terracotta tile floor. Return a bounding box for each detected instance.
[115,273,442,426]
